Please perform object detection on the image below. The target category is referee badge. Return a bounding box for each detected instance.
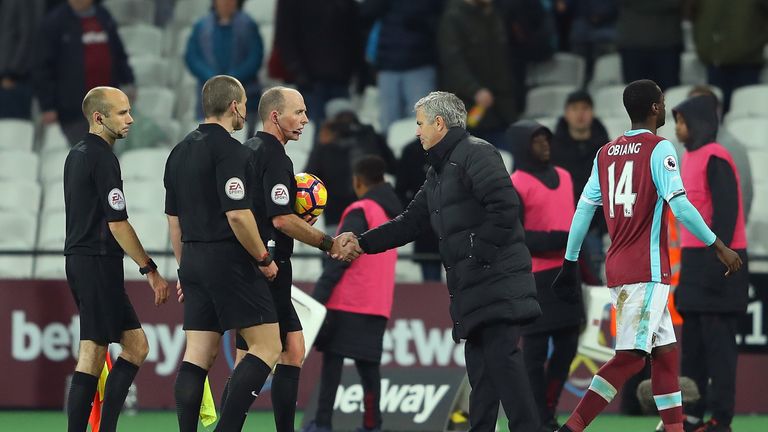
[271,184,289,205]
[107,188,126,211]
[225,177,246,200]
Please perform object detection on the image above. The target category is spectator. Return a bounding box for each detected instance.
[438,0,517,149]
[395,138,442,282]
[0,0,44,119]
[185,0,263,136]
[689,0,768,112]
[567,0,618,82]
[274,0,365,125]
[616,0,683,90]
[688,85,754,222]
[360,0,444,133]
[34,0,134,145]
[551,90,609,284]
[305,99,396,232]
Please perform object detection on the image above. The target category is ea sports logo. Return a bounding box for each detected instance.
[107,188,126,211]
[271,184,289,205]
[225,177,245,200]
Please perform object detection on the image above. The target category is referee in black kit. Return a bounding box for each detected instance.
[64,86,169,432]
[221,86,359,432]
[165,75,281,432]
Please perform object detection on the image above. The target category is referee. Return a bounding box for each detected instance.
[165,75,281,432]
[223,86,358,432]
[64,86,169,432]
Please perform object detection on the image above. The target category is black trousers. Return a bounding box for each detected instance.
[465,322,539,432]
[522,326,580,425]
[314,352,381,430]
[680,312,739,426]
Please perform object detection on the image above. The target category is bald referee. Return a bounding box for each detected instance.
[64,86,169,432]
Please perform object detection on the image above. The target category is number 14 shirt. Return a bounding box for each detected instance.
[581,129,685,287]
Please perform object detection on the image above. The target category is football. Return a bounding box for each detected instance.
[294,172,328,218]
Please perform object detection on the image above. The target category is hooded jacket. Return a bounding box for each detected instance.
[507,121,584,333]
[672,95,749,313]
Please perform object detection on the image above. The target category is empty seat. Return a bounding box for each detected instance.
[39,149,70,184]
[0,119,34,152]
[134,87,176,120]
[589,53,623,91]
[286,145,309,172]
[129,56,169,87]
[120,148,171,181]
[170,0,210,27]
[0,212,37,249]
[40,124,70,153]
[37,211,66,251]
[119,24,164,58]
[0,256,34,278]
[126,211,169,252]
[395,259,423,283]
[34,256,67,279]
[387,117,417,159]
[748,150,768,184]
[601,117,629,140]
[174,80,200,121]
[357,87,381,132]
[527,53,586,88]
[292,257,324,282]
[726,118,768,151]
[593,85,626,119]
[0,181,41,214]
[729,85,768,119]
[103,0,155,26]
[293,121,315,153]
[123,180,166,212]
[664,85,723,111]
[680,52,707,85]
[43,182,65,212]
[746,182,768,256]
[244,0,277,25]
[498,149,514,173]
[524,85,576,118]
[532,117,558,132]
[0,150,39,181]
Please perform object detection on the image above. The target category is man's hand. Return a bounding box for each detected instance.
[41,111,58,125]
[302,214,318,226]
[259,261,278,281]
[176,280,184,303]
[330,232,362,262]
[551,259,581,304]
[711,238,743,276]
[148,272,169,306]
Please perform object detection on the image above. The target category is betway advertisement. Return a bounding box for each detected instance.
[2,279,767,413]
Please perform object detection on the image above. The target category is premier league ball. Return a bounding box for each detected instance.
[294,172,328,218]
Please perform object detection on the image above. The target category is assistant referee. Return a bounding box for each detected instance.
[64,86,169,432]
[165,75,281,432]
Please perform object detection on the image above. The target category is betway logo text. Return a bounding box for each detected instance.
[335,379,449,424]
[10,311,184,376]
[381,319,466,367]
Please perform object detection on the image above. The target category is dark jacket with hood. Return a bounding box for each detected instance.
[359,127,541,341]
[508,121,585,334]
[672,95,749,314]
[312,182,403,304]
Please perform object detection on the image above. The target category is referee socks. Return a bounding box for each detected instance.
[175,361,208,432]
[100,357,139,432]
[272,364,302,432]
[216,353,272,432]
[67,371,98,432]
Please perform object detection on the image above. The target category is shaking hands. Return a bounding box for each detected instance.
[329,232,364,262]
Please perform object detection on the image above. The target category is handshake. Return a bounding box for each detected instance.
[328,232,364,262]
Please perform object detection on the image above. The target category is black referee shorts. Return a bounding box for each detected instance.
[179,241,277,333]
[236,258,302,350]
[65,255,141,344]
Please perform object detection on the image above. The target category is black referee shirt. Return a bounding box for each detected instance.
[164,123,254,242]
[243,131,296,259]
[64,133,128,256]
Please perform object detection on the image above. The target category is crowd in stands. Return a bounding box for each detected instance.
[1,0,768,282]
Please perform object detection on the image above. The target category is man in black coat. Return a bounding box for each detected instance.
[338,91,541,432]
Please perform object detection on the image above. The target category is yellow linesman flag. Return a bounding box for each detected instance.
[200,377,218,427]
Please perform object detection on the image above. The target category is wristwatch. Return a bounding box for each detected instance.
[139,258,157,275]
[318,234,334,252]
[256,252,273,267]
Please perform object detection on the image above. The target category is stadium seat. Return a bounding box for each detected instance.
[532,117,558,131]
[748,150,768,184]
[40,124,70,153]
[293,121,315,152]
[103,0,155,26]
[37,211,66,253]
[286,145,309,172]
[134,87,176,120]
[593,85,626,119]
[680,52,707,85]
[663,85,723,112]
[42,182,65,213]
[244,0,277,25]
[387,117,417,159]
[523,85,576,118]
[589,53,623,91]
[292,257,324,282]
[0,256,34,278]
[259,24,275,81]
[0,150,38,182]
[119,24,164,58]
[357,87,381,132]
[0,212,37,249]
[527,53,586,88]
[34,256,67,279]
[601,116,629,139]
[747,182,768,256]
[682,20,695,52]
[729,85,768,119]
[121,148,171,181]
[726,118,768,151]
[39,150,70,184]
[175,26,194,56]
[174,80,200,122]
[123,180,166,213]
[169,0,210,27]
[129,56,169,87]
[127,211,169,252]
[0,181,41,214]
[498,149,514,173]
[761,64,768,84]
[0,119,34,152]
